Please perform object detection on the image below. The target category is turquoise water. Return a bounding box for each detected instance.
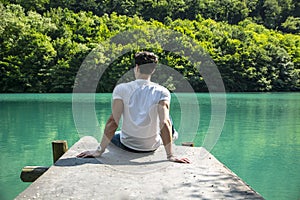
[0,93,299,200]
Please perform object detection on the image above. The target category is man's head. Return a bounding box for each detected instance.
[134,51,158,75]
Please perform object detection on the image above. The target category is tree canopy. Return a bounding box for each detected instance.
[0,2,299,92]
[4,0,300,33]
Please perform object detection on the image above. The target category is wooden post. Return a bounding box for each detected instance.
[52,140,68,163]
[20,166,49,182]
[182,142,194,147]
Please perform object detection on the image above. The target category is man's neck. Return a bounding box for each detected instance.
[136,74,151,81]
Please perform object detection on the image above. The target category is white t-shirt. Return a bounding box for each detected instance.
[112,79,171,151]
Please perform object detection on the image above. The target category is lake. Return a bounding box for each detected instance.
[0,93,299,200]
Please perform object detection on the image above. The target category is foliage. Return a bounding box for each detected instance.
[0,3,299,92]
[3,0,300,33]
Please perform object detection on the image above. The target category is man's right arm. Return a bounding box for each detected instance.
[77,99,123,158]
[98,99,123,152]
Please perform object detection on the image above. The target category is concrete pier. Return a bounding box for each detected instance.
[16,136,264,199]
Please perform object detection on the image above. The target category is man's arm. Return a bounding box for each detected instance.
[158,100,190,163]
[77,99,124,158]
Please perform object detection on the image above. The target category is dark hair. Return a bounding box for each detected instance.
[134,51,158,74]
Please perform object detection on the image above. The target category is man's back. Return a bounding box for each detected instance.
[113,79,170,151]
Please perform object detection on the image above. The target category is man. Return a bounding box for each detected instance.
[77,51,190,163]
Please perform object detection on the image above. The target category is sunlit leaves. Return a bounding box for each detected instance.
[0,2,299,92]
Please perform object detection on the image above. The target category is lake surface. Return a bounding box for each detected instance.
[0,93,299,200]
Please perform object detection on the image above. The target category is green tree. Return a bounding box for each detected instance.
[281,16,300,33]
[5,0,49,12]
[0,4,56,92]
[1,2,299,92]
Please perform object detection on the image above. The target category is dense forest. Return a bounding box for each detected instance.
[0,1,299,92]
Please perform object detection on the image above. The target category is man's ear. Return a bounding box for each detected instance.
[135,64,139,72]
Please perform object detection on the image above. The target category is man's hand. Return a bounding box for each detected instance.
[168,156,191,164]
[76,150,102,158]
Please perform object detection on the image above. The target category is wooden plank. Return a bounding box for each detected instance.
[20,166,49,182]
[182,142,194,147]
[52,140,68,163]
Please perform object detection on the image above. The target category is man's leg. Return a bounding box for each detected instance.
[110,131,128,150]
